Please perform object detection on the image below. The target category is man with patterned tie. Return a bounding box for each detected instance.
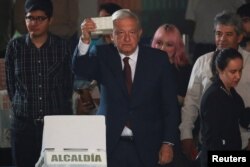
[72,9,179,167]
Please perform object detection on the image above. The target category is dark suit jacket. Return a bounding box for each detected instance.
[200,78,245,150]
[72,44,179,166]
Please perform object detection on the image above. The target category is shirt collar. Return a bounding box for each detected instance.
[25,33,52,47]
[119,46,139,63]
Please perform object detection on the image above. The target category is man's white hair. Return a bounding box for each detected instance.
[111,9,141,28]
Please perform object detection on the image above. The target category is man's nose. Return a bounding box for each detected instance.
[220,34,226,41]
[124,33,131,41]
[236,71,241,80]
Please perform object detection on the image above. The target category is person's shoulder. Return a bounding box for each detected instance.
[205,81,219,92]
[203,79,226,99]
[238,46,250,58]
[144,46,168,63]
[140,45,162,52]
[196,51,214,62]
[48,33,71,50]
[139,45,167,58]
[92,44,118,57]
[201,81,220,102]
[140,46,172,69]
[49,33,65,40]
[193,51,214,68]
[49,33,69,44]
[8,34,27,46]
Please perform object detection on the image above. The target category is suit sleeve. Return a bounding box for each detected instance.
[72,44,99,82]
[160,54,179,144]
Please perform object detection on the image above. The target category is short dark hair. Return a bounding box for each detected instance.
[25,0,53,18]
[214,10,243,35]
[237,3,250,18]
[98,3,122,16]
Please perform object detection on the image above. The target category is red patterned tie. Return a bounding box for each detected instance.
[123,57,132,95]
[123,57,132,128]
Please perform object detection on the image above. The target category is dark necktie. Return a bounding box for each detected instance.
[123,57,132,95]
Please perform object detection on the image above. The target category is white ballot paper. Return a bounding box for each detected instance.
[36,115,107,167]
[91,16,113,35]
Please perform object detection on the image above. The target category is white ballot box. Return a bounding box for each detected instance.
[36,115,107,167]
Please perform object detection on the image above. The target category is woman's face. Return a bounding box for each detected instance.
[219,57,243,89]
[152,27,176,63]
[99,9,110,17]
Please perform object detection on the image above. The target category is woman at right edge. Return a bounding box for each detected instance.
[200,48,246,167]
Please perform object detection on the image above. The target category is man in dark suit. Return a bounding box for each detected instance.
[72,9,179,167]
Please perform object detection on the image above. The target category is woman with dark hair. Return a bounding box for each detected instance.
[200,48,245,167]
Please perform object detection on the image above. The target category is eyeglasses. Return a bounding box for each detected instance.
[25,16,48,23]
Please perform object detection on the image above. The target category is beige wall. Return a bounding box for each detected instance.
[78,0,98,35]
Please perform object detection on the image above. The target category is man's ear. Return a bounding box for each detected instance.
[139,29,143,38]
[237,33,244,44]
[110,34,114,41]
[49,17,53,25]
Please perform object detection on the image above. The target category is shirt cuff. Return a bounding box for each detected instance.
[162,141,174,146]
[78,39,90,56]
[180,128,193,140]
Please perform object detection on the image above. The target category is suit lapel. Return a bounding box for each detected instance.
[130,47,147,104]
[107,45,128,96]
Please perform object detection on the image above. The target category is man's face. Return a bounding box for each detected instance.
[25,10,51,38]
[215,24,243,49]
[99,9,110,17]
[112,17,142,56]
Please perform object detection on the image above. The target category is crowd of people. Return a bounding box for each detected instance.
[1,0,250,167]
